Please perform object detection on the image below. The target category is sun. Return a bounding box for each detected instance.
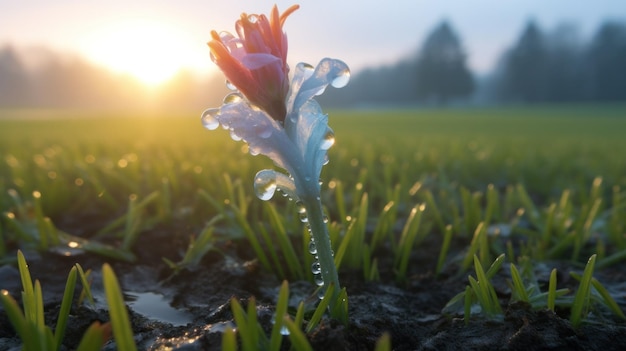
[80,17,200,86]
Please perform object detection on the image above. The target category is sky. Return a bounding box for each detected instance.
[1,0,625,85]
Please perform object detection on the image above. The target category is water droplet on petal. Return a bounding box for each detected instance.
[253,170,277,201]
[223,93,243,104]
[301,62,314,79]
[311,261,321,275]
[229,129,242,141]
[247,14,259,23]
[225,80,237,91]
[320,130,335,150]
[201,108,220,130]
[331,68,350,88]
[256,124,272,139]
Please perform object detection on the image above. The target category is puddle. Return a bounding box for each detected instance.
[125,291,193,326]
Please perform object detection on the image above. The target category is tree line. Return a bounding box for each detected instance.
[320,19,626,107]
[1,18,625,110]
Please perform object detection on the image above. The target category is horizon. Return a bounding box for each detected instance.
[2,1,625,87]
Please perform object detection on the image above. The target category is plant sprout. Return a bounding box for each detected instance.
[202,4,350,310]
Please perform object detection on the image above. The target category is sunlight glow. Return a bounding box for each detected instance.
[80,17,201,86]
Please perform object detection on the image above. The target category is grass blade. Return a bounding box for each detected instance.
[54,266,77,351]
[570,254,596,328]
[283,316,313,351]
[102,263,137,351]
[269,281,289,351]
[547,268,557,311]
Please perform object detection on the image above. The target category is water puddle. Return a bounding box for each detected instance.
[125,291,193,326]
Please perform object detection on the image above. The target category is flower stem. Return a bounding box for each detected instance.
[302,192,341,306]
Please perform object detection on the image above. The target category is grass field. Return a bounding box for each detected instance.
[1,104,625,261]
[2,104,626,349]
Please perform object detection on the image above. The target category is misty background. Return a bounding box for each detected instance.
[1,18,625,111]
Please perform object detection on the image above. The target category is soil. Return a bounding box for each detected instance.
[1,217,625,351]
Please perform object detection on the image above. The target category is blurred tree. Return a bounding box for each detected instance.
[415,21,474,104]
[544,23,586,102]
[587,21,626,101]
[499,20,550,102]
[0,46,32,107]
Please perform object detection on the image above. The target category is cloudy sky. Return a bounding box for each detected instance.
[1,0,625,84]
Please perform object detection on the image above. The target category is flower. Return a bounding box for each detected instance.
[203,6,350,316]
[208,4,299,122]
[202,58,349,202]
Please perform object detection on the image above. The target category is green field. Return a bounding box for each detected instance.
[1,104,625,264]
[2,104,626,349]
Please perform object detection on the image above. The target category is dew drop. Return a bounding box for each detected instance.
[253,170,277,201]
[223,93,243,104]
[229,129,242,141]
[323,215,329,224]
[320,130,335,150]
[249,147,260,156]
[311,261,321,275]
[331,68,350,88]
[271,314,290,335]
[301,62,315,79]
[317,287,326,300]
[201,108,220,130]
[295,201,307,214]
[247,14,259,23]
[314,274,324,287]
[256,124,272,139]
[308,240,317,255]
[225,80,237,91]
[299,212,309,223]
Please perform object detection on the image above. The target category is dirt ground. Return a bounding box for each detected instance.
[1,218,625,351]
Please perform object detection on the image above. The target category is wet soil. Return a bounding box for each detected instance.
[1,218,625,351]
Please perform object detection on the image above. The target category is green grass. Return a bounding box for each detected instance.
[1,104,626,343]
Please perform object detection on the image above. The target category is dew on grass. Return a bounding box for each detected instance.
[253,170,277,200]
[271,314,290,335]
[308,240,317,255]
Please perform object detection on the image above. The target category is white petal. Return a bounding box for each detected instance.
[286,58,350,116]
[215,101,300,175]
